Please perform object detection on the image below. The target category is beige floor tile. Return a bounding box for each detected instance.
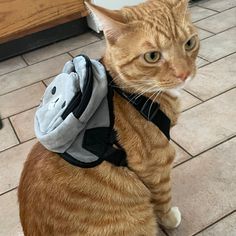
[23,33,100,64]
[190,6,217,22]
[0,119,19,152]
[10,108,37,142]
[167,138,236,236]
[0,189,23,236]
[0,56,27,76]
[196,8,236,33]
[199,27,236,62]
[172,89,236,156]
[196,212,236,236]
[179,90,202,111]
[171,141,191,166]
[0,54,71,96]
[0,83,45,119]
[198,0,236,12]
[0,139,37,194]
[43,76,55,86]
[70,40,106,59]
[197,28,214,40]
[186,53,236,100]
[196,57,209,68]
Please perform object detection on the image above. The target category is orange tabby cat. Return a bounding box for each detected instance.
[18,0,199,235]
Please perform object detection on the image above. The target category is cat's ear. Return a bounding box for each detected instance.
[172,0,189,23]
[173,0,189,11]
[85,2,128,43]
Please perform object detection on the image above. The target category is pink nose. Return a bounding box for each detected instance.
[176,72,190,81]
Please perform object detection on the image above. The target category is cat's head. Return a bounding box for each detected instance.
[86,0,200,95]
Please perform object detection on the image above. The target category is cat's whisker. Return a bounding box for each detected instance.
[147,91,162,120]
[128,86,156,104]
[142,91,159,116]
[131,85,160,102]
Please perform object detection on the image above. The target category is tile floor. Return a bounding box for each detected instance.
[0,0,236,235]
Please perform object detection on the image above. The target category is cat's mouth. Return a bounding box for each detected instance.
[164,76,193,97]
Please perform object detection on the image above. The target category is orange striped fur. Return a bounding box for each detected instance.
[18,0,199,235]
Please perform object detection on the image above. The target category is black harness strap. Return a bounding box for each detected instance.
[103,74,128,167]
[107,75,171,140]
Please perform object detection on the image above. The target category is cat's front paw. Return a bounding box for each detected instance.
[158,207,181,229]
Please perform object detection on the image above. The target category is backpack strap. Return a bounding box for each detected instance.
[102,75,128,167]
[78,83,128,168]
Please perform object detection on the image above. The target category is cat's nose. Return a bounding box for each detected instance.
[176,71,190,81]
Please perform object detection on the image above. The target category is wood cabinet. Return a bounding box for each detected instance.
[0,0,88,44]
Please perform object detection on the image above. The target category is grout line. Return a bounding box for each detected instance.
[193,12,219,24]
[198,50,236,67]
[68,38,105,55]
[26,51,76,67]
[198,61,211,68]
[0,64,28,77]
[42,80,48,87]
[203,86,236,102]
[197,55,210,62]
[9,105,38,120]
[0,52,73,78]
[0,187,18,197]
[183,86,236,112]
[171,139,193,158]
[26,39,101,66]
[0,137,36,154]
[0,58,53,78]
[182,86,236,113]
[196,4,236,14]
[216,25,236,35]
[180,101,203,113]
[183,89,204,102]
[200,26,236,42]
[198,25,236,37]
[192,210,236,236]
[68,51,75,58]
[181,102,202,113]
[21,55,29,66]
[173,135,236,168]
[195,5,220,13]
[66,52,73,59]
[8,117,21,144]
[199,34,215,41]
[0,79,50,97]
[198,62,211,68]
[201,50,236,64]
[40,79,48,88]
[197,26,216,35]
[180,100,204,113]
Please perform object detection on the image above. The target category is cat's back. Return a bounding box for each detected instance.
[18,142,154,236]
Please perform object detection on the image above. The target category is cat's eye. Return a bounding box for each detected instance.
[144,51,161,63]
[185,36,197,51]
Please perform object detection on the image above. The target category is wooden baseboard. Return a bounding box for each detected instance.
[0,18,89,62]
[0,0,88,44]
